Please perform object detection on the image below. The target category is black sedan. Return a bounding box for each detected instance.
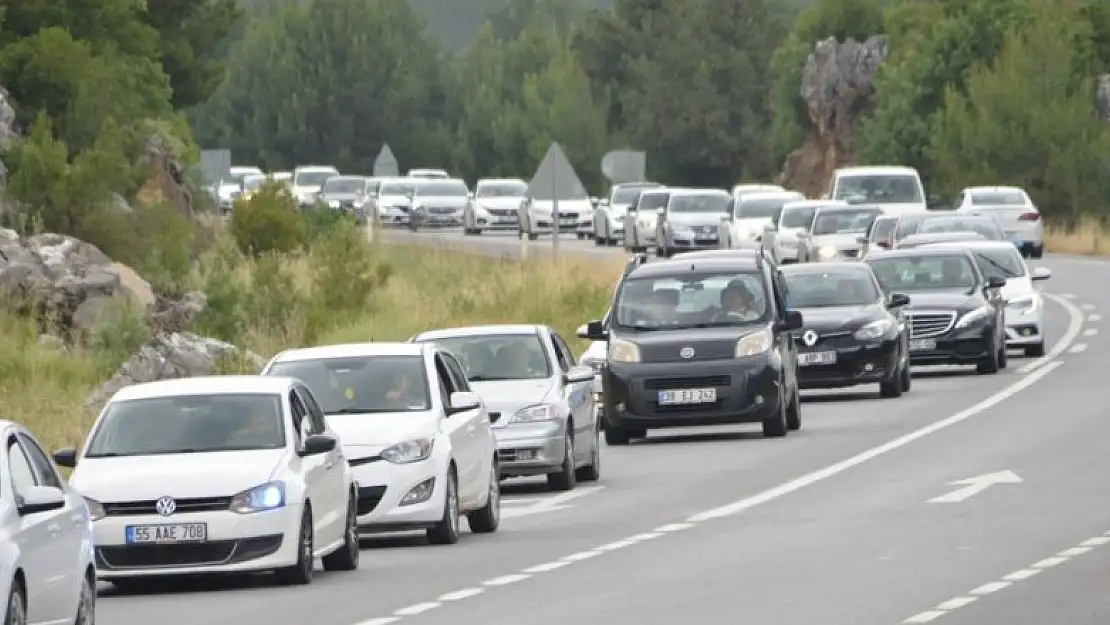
[780,262,912,397]
[864,247,1007,374]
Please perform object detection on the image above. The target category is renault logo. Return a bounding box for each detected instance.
[154,496,177,517]
[802,330,819,347]
[679,346,695,359]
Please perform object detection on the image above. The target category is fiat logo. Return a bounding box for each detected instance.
[802,330,819,347]
[679,347,695,359]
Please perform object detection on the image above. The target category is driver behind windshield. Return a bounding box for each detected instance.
[713,279,761,323]
[381,370,424,409]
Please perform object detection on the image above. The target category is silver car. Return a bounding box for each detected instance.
[800,205,885,262]
[954,186,1044,258]
[623,188,673,252]
[371,177,415,226]
[410,178,469,229]
[321,175,373,224]
[411,324,600,491]
[464,178,526,234]
[594,182,662,245]
[654,188,730,257]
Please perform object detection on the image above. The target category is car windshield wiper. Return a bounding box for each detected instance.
[974,253,1021,278]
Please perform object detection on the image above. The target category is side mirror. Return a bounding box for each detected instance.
[1031,266,1052,281]
[564,365,595,384]
[987,275,1007,289]
[877,239,891,249]
[887,292,911,308]
[777,310,804,331]
[856,236,867,244]
[655,207,665,217]
[53,448,77,468]
[299,433,337,456]
[447,391,481,415]
[585,319,608,341]
[17,485,66,516]
[576,323,590,339]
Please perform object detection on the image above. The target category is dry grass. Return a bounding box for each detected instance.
[1045,218,1110,255]
[1,233,624,450]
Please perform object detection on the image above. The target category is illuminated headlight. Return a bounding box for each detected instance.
[328,200,340,208]
[735,329,773,357]
[381,439,434,464]
[230,481,286,514]
[85,497,106,522]
[512,404,561,423]
[816,246,839,260]
[854,318,893,340]
[608,339,641,363]
[1007,296,1038,315]
[955,306,993,329]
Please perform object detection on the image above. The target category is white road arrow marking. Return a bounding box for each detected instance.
[928,471,1022,503]
[501,486,605,518]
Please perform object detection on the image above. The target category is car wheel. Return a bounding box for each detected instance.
[322,492,359,571]
[900,360,912,392]
[879,362,904,398]
[576,426,602,481]
[1032,244,1044,259]
[275,508,314,585]
[595,233,605,246]
[785,386,802,431]
[997,341,1008,369]
[5,580,25,625]
[1025,342,1045,357]
[604,425,632,446]
[762,387,789,437]
[976,339,1000,374]
[547,432,577,491]
[427,469,460,545]
[467,461,501,533]
[74,569,95,625]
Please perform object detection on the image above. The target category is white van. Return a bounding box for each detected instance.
[824,166,930,218]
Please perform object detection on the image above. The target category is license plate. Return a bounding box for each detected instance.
[126,523,208,544]
[909,339,937,351]
[657,388,717,405]
[797,351,836,366]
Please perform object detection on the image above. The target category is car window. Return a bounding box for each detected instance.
[812,209,882,235]
[268,356,432,414]
[919,217,1003,239]
[413,334,552,381]
[970,247,1026,278]
[834,174,923,204]
[614,271,768,329]
[780,206,816,228]
[867,254,979,292]
[870,218,897,241]
[433,356,455,406]
[782,270,880,307]
[440,352,471,391]
[637,193,669,211]
[549,334,575,371]
[970,190,1026,205]
[668,193,730,213]
[7,438,38,498]
[288,391,308,441]
[295,387,327,433]
[17,433,62,489]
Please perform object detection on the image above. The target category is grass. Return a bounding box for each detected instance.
[1044,218,1110,255]
[1,224,624,451]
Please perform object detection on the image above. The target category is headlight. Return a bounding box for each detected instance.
[608,339,641,363]
[512,404,561,423]
[779,237,797,249]
[328,200,340,208]
[955,306,993,329]
[85,497,106,522]
[381,439,434,464]
[735,328,773,357]
[1007,295,1038,315]
[230,481,286,514]
[670,224,693,235]
[816,246,839,260]
[854,318,894,340]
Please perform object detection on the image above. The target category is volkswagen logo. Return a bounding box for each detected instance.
[154,496,177,517]
[802,330,819,347]
[679,346,695,359]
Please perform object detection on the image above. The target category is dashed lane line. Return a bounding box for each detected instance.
[1016,294,1084,375]
[1069,343,1088,353]
[899,529,1110,623]
[1083,328,1097,337]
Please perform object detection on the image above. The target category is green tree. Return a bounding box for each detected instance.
[143,0,243,108]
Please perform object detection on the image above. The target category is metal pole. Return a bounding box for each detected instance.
[551,160,559,259]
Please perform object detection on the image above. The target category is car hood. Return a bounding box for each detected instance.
[730,217,772,239]
[415,195,468,207]
[902,289,982,311]
[619,325,769,364]
[1001,277,1035,301]
[379,194,412,207]
[795,304,883,333]
[476,197,523,210]
[531,199,591,213]
[70,450,288,500]
[669,212,724,227]
[328,412,438,457]
[609,202,633,214]
[811,233,864,249]
[469,379,556,428]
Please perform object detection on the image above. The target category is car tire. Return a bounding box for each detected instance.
[997,341,1008,369]
[427,469,460,545]
[467,461,501,534]
[976,340,1000,374]
[785,386,802,431]
[74,569,95,625]
[576,426,602,481]
[1032,244,1044,259]
[577,233,587,240]
[275,508,314,585]
[5,580,25,625]
[900,360,912,392]
[322,492,359,571]
[762,387,789,437]
[1025,342,1046,357]
[879,364,904,398]
[604,425,633,446]
[547,432,577,491]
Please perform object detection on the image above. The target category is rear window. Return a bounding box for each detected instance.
[636,193,669,211]
[780,206,817,228]
[920,217,1004,240]
[970,191,1026,205]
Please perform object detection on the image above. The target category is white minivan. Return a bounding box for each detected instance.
[824,166,932,218]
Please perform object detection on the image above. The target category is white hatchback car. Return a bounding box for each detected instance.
[262,343,500,545]
[55,376,359,589]
[954,186,1044,258]
[2,421,95,625]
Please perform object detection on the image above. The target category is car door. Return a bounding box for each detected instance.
[769,266,798,393]
[433,353,481,505]
[296,386,345,545]
[288,390,331,546]
[550,331,592,464]
[441,351,491,504]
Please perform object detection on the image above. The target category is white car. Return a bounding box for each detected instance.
[761,199,838,263]
[824,165,933,217]
[2,421,95,625]
[216,166,264,211]
[292,165,340,206]
[372,177,416,226]
[56,376,359,589]
[518,196,594,240]
[921,240,1051,357]
[407,168,450,179]
[464,178,527,234]
[262,343,500,544]
[592,182,662,245]
[718,190,804,250]
[623,188,673,252]
[953,186,1045,258]
[730,183,785,199]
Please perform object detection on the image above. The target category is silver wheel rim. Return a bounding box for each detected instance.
[489,467,500,522]
[9,590,25,625]
[566,433,574,467]
[448,476,459,534]
[347,499,359,557]
[77,575,94,625]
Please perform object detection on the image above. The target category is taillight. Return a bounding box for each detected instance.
[1018,212,1040,221]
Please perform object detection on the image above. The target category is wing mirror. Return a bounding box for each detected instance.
[299,433,337,456]
[986,276,1007,289]
[856,236,867,244]
[1031,266,1052,281]
[564,365,595,384]
[584,319,608,341]
[887,292,911,308]
[17,486,66,516]
[53,448,77,468]
[447,391,481,416]
[777,310,804,331]
[655,207,665,217]
[576,323,590,339]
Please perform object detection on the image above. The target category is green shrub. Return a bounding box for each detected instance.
[309,219,392,318]
[228,182,306,256]
[191,237,247,342]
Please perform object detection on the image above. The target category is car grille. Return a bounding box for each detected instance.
[102,496,233,516]
[97,536,283,569]
[693,225,716,234]
[793,330,852,348]
[643,376,730,390]
[357,485,387,516]
[558,211,578,218]
[487,208,514,216]
[426,206,455,214]
[840,249,860,258]
[907,311,956,338]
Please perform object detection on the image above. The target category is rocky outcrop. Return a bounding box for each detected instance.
[780,35,888,197]
[1097,75,1110,121]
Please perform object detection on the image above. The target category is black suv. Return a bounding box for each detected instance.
[864,247,1007,374]
[582,251,804,444]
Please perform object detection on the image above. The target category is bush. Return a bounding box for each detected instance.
[228,181,306,256]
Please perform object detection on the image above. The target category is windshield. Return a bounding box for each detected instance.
[636,193,669,211]
[867,254,978,292]
[84,394,285,458]
[781,206,817,228]
[737,199,789,220]
[783,270,880,307]
[919,217,1003,239]
[669,193,730,213]
[295,170,337,187]
[229,170,260,185]
[419,334,552,381]
[613,185,657,204]
[416,180,468,196]
[243,176,266,191]
[380,181,415,196]
[813,209,881,235]
[970,248,1025,279]
[871,218,897,240]
[970,190,1025,205]
[266,356,431,414]
[324,178,365,194]
[476,182,526,197]
[614,272,768,329]
[835,174,923,204]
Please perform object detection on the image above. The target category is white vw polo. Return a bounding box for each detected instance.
[55,376,360,589]
[262,342,501,545]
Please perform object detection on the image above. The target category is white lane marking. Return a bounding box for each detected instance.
[1083,328,1098,336]
[393,603,439,616]
[655,523,694,532]
[500,486,605,519]
[355,619,400,625]
[1061,293,1076,299]
[1081,303,1095,310]
[1069,343,1087,353]
[1017,294,1083,374]
[900,530,1110,623]
[350,304,1079,625]
[437,588,483,602]
[1089,313,1101,321]
[562,550,601,562]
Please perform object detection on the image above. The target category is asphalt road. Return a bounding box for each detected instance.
[100,228,1107,625]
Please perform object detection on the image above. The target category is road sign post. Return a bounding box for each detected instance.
[529,142,588,262]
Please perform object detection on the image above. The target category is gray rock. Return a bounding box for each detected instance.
[0,86,17,150]
[86,332,265,411]
[147,290,207,334]
[1097,75,1110,121]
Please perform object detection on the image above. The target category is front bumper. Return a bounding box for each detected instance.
[351,460,446,533]
[796,335,901,389]
[665,233,719,251]
[475,210,519,230]
[376,209,410,225]
[530,212,590,232]
[602,356,781,431]
[908,326,993,366]
[412,210,462,227]
[494,421,567,477]
[93,505,302,578]
[1004,306,1043,346]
